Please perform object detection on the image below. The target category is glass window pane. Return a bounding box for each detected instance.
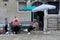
[48,1,59,14]
[18,2,27,11]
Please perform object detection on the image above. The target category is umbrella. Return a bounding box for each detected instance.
[32,4,56,12]
[23,6,36,11]
[23,6,36,20]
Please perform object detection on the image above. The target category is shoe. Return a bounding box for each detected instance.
[10,34,13,35]
[28,32,31,34]
[24,29,28,31]
[5,32,9,35]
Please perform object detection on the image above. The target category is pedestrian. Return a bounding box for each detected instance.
[12,16,20,34]
[4,17,8,34]
[28,19,39,34]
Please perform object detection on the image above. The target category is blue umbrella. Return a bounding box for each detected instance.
[23,6,36,11]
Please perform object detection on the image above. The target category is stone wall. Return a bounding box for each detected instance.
[47,15,60,30]
[0,0,31,23]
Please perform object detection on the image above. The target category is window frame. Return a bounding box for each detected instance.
[17,1,27,12]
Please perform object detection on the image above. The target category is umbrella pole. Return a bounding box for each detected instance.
[33,12,34,20]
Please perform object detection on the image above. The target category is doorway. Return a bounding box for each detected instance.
[36,11,44,31]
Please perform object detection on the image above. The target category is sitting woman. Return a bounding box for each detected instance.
[28,19,39,34]
[12,16,20,34]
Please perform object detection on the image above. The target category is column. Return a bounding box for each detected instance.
[43,10,48,33]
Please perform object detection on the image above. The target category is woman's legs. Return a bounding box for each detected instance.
[15,26,20,34]
[5,25,8,33]
[28,26,35,32]
[13,26,20,34]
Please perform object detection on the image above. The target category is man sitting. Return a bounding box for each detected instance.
[28,19,39,34]
[12,16,20,34]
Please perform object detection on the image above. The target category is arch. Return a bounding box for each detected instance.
[32,1,42,6]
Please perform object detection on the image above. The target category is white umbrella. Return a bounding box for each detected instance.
[32,4,56,12]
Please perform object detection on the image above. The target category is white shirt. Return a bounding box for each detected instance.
[32,22,39,27]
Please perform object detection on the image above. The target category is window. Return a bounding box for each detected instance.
[3,0,8,1]
[17,2,27,11]
[48,1,59,14]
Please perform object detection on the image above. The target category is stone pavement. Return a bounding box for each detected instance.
[0,31,60,40]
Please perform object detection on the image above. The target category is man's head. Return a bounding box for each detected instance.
[33,19,37,22]
[15,16,17,18]
[5,17,7,20]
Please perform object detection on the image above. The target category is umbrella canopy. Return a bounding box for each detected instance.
[23,6,36,11]
[32,4,56,12]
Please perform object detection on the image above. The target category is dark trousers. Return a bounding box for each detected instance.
[28,26,35,32]
[12,26,20,34]
[4,25,8,33]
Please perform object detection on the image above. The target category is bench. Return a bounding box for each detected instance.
[9,21,31,33]
[20,21,31,29]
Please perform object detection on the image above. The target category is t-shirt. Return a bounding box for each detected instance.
[32,22,39,27]
[5,20,8,25]
[12,18,20,26]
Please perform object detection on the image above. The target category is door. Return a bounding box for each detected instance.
[36,11,44,31]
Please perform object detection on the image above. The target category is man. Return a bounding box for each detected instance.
[28,19,39,34]
[4,17,8,33]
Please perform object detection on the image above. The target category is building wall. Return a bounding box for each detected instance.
[0,0,59,31]
[46,1,60,30]
[0,0,31,23]
[31,0,60,31]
